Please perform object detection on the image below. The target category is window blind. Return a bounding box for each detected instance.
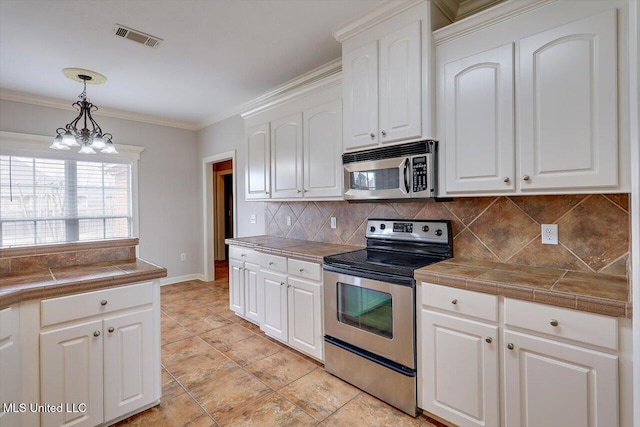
[0,155,132,247]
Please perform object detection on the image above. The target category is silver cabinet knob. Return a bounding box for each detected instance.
[485,337,493,344]
[94,331,101,337]
[280,282,285,287]
[503,177,510,183]
[297,189,301,193]
[550,319,559,327]
[265,191,269,194]
[240,254,246,257]
[268,261,274,266]
[507,343,514,350]
[108,327,115,333]
[304,189,308,193]
[523,175,530,181]
[299,268,304,273]
[287,284,291,288]
[100,300,108,306]
[451,299,458,305]
[370,133,375,139]
[381,130,387,137]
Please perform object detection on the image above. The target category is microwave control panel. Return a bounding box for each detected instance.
[412,156,429,193]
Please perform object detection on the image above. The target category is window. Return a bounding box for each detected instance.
[0,155,132,247]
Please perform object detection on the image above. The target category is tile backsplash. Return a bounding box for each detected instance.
[265,194,630,277]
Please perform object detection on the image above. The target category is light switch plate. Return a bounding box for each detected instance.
[541,224,558,245]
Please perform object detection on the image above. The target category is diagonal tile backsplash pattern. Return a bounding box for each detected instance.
[265,194,630,277]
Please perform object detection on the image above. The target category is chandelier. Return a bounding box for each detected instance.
[51,68,117,154]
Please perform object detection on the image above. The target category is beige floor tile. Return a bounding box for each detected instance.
[245,349,317,390]
[218,393,316,427]
[162,336,214,367]
[219,334,283,366]
[161,313,193,346]
[182,312,233,335]
[279,368,360,421]
[188,365,273,421]
[323,392,421,427]
[167,348,237,388]
[199,323,255,349]
[114,389,213,427]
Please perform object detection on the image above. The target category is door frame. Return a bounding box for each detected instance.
[202,150,236,282]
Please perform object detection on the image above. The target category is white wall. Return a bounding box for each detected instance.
[197,115,265,239]
[0,99,201,280]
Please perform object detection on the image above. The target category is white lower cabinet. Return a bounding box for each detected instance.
[421,310,499,427]
[419,283,623,427]
[39,282,159,427]
[228,247,260,323]
[503,332,618,427]
[0,306,22,427]
[287,277,323,360]
[260,269,288,341]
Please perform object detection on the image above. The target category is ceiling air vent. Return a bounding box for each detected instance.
[112,24,162,49]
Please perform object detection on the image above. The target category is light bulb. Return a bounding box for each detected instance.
[101,139,118,154]
[62,130,79,147]
[50,134,70,150]
[91,134,106,149]
[79,143,96,154]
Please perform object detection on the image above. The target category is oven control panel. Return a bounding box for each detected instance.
[365,219,450,243]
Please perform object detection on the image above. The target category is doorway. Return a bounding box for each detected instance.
[202,150,236,282]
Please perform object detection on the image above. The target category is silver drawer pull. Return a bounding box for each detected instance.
[241,254,246,257]
[269,261,274,266]
[100,300,108,306]
[503,177,510,183]
[523,175,530,181]
[108,327,115,333]
[550,319,559,327]
[299,268,304,273]
[451,299,458,305]
[370,133,375,139]
[485,337,493,344]
[280,282,285,287]
[93,331,101,337]
[507,343,514,350]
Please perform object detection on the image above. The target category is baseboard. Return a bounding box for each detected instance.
[160,274,205,286]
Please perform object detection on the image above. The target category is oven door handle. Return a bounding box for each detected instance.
[403,158,410,194]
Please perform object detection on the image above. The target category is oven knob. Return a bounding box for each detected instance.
[380,224,386,230]
[422,225,429,232]
[370,226,376,232]
[435,229,443,236]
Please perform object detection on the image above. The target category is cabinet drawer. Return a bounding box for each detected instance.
[504,298,618,350]
[41,281,153,327]
[421,283,498,322]
[229,246,260,264]
[288,258,321,282]
[260,253,287,273]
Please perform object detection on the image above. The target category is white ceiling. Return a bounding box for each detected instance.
[0,0,382,129]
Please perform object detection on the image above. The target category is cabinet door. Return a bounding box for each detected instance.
[259,270,288,341]
[303,99,343,198]
[519,10,617,190]
[343,41,379,150]
[287,277,323,360]
[103,309,155,422]
[0,307,20,426]
[443,44,515,193]
[244,262,261,324]
[246,123,271,199]
[421,310,499,427]
[41,320,104,427]
[504,330,618,427]
[379,21,422,144]
[271,113,303,198]
[229,259,245,316]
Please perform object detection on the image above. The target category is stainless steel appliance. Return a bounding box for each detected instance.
[323,218,453,416]
[343,140,437,200]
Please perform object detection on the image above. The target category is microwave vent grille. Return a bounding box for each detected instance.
[342,140,434,164]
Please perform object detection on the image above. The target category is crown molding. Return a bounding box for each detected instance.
[433,0,556,44]
[431,0,460,22]
[0,89,199,131]
[457,0,505,20]
[333,0,423,43]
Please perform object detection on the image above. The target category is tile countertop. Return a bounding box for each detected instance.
[415,258,631,319]
[225,236,361,263]
[0,258,167,310]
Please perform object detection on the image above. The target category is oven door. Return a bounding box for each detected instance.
[343,157,411,200]
[323,269,415,369]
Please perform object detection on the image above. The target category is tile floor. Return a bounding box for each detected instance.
[115,262,446,427]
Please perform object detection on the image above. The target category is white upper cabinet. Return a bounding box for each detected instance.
[271,113,303,199]
[337,1,440,152]
[444,43,515,193]
[518,9,618,191]
[303,99,343,197]
[245,123,270,199]
[379,21,422,144]
[435,1,629,196]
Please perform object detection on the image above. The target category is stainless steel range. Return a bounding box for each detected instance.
[323,218,453,416]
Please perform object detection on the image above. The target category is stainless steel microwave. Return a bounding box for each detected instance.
[343,140,437,200]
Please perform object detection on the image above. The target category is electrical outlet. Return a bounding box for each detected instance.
[330,217,337,229]
[180,253,187,261]
[250,214,257,224]
[541,224,558,245]
[286,216,292,226]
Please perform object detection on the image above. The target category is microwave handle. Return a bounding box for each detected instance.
[403,158,410,194]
